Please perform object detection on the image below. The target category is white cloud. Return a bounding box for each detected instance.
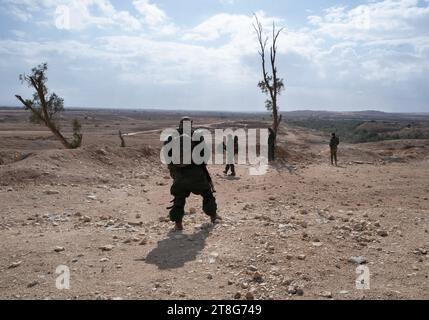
[309,0,429,41]
[219,0,237,5]
[132,0,166,26]
[1,0,429,111]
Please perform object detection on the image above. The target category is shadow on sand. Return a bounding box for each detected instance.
[144,226,213,270]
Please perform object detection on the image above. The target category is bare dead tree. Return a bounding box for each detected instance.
[15,63,82,149]
[119,130,126,147]
[253,14,285,142]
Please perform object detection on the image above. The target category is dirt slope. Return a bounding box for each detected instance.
[0,123,428,300]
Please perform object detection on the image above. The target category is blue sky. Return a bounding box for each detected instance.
[0,0,428,112]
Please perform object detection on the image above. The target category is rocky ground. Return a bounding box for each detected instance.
[0,112,428,300]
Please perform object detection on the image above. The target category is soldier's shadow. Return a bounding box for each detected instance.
[144,226,213,270]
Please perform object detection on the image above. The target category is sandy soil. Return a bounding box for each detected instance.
[0,110,428,300]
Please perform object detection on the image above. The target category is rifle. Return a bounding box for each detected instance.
[202,165,216,193]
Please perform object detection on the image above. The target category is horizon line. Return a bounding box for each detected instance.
[1,105,428,115]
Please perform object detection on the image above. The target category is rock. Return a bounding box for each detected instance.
[245,292,254,300]
[189,207,197,215]
[96,148,107,156]
[349,256,367,265]
[227,279,234,285]
[377,230,389,237]
[339,290,349,294]
[100,258,109,262]
[248,265,258,272]
[300,209,308,215]
[135,214,141,219]
[82,216,91,223]
[297,254,306,260]
[45,190,59,195]
[87,195,97,200]
[234,292,242,299]
[320,291,333,298]
[418,248,427,255]
[296,288,304,296]
[268,196,276,201]
[241,282,249,289]
[99,245,114,251]
[312,242,323,247]
[252,272,263,283]
[139,238,147,245]
[328,215,335,221]
[127,221,143,227]
[8,261,22,269]
[54,246,65,252]
[27,280,39,288]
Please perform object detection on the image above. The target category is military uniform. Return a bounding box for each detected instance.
[223,135,238,176]
[165,118,218,229]
[329,134,340,166]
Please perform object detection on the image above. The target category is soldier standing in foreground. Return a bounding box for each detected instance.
[164,117,220,231]
[329,132,340,166]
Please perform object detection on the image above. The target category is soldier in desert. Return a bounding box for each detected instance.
[329,132,340,166]
[163,117,221,231]
[223,134,239,177]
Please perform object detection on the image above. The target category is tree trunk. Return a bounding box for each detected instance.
[119,130,126,147]
[15,94,72,149]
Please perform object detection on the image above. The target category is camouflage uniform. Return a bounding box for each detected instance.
[329,133,340,166]
[165,119,217,225]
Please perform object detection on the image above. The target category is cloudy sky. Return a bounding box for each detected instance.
[0,0,428,112]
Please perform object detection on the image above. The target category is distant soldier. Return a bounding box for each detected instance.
[329,132,340,166]
[223,134,238,177]
[164,117,220,231]
[268,128,276,162]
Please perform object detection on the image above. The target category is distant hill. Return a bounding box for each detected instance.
[282,110,429,121]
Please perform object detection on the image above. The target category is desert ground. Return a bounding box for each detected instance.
[0,109,428,300]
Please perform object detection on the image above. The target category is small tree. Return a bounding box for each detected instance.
[253,14,285,143]
[15,63,82,149]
